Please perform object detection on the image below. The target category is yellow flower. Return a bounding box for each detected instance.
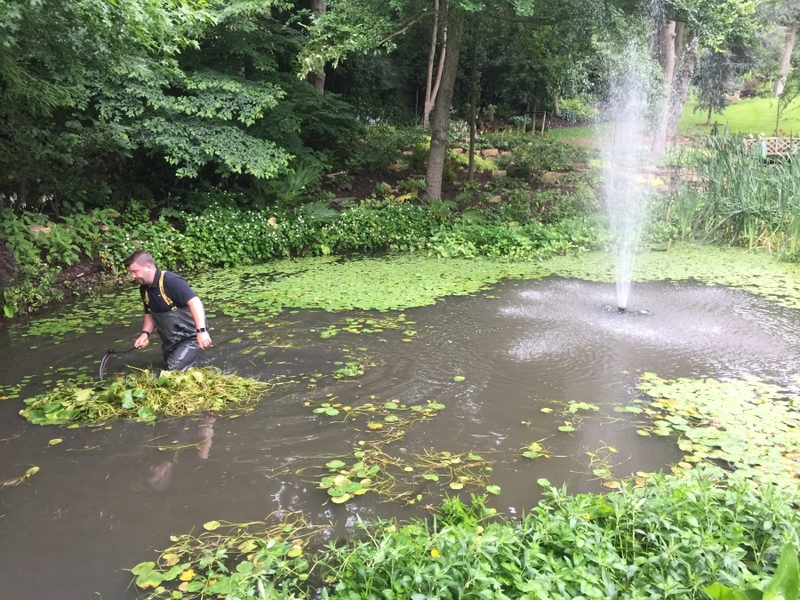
[430,548,440,558]
[178,569,196,582]
[582,513,590,520]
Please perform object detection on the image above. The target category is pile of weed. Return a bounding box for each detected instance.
[19,368,269,425]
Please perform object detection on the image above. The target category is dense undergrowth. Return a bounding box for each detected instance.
[3,131,800,319]
[131,467,800,600]
[0,132,607,318]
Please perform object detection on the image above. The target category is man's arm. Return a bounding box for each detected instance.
[187,296,212,350]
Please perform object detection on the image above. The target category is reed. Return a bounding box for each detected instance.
[668,135,800,254]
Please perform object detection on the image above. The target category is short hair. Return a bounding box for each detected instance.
[124,250,156,269]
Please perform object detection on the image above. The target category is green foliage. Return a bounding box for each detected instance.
[705,543,800,600]
[346,124,428,176]
[315,468,800,599]
[659,134,800,253]
[0,0,209,117]
[0,207,121,315]
[132,469,800,599]
[559,97,601,123]
[131,514,315,600]
[496,138,590,182]
[428,216,604,260]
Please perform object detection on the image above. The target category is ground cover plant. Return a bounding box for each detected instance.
[18,368,270,425]
[130,468,800,600]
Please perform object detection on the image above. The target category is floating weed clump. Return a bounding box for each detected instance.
[636,372,800,491]
[19,368,272,425]
[308,396,445,440]
[316,447,495,505]
[130,512,320,599]
[304,396,495,504]
[1,466,39,491]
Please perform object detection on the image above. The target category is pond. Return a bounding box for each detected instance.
[1,248,799,599]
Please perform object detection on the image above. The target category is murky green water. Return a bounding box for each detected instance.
[1,252,799,599]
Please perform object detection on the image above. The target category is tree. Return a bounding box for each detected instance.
[1,0,357,211]
[0,0,209,117]
[0,0,211,208]
[759,0,800,97]
[692,49,734,126]
[307,0,328,92]
[651,0,758,157]
[303,0,615,200]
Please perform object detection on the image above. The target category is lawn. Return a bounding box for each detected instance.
[542,96,800,143]
[677,96,800,137]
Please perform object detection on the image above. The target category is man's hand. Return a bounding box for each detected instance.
[197,331,212,350]
[134,332,150,349]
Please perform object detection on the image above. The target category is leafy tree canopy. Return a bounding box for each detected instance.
[298,0,536,78]
[665,0,758,48]
[0,0,212,116]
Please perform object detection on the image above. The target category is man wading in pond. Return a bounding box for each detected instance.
[125,250,212,370]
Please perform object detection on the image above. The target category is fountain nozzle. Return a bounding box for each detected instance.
[617,306,626,313]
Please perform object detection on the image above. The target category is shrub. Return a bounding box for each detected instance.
[559,97,601,123]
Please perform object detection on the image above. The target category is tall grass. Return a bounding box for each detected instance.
[668,135,800,256]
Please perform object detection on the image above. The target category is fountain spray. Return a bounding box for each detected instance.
[602,43,653,312]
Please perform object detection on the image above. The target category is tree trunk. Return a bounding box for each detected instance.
[468,31,478,181]
[423,0,446,128]
[655,19,678,86]
[662,20,678,88]
[306,0,327,93]
[774,22,799,98]
[674,21,685,66]
[652,31,699,158]
[426,17,464,201]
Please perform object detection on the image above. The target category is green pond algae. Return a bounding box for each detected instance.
[15,245,800,343]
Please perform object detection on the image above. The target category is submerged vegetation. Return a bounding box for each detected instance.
[18,368,271,425]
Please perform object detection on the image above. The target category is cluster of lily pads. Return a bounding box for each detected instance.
[130,513,318,599]
[634,372,800,492]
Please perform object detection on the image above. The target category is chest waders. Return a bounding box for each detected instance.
[146,271,205,371]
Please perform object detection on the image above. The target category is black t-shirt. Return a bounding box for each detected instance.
[139,269,197,314]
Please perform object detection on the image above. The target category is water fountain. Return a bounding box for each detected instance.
[602,43,654,312]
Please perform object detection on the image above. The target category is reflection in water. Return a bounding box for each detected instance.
[147,415,216,491]
[0,278,798,599]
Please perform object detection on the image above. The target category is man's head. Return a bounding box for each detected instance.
[124,250,157,286]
